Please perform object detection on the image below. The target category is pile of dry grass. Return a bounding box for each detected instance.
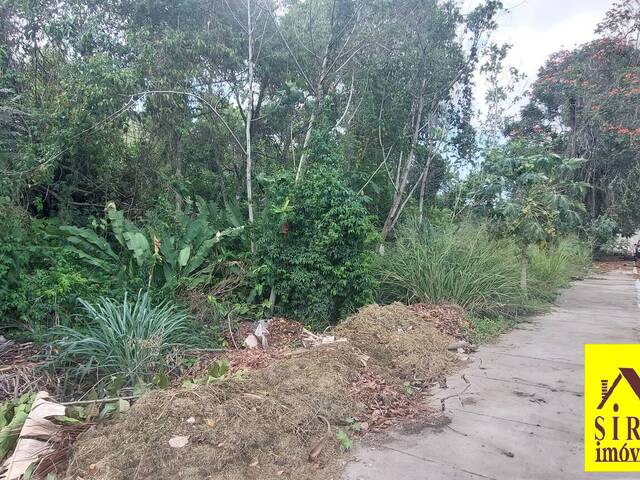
[408,303,471,340]
[65,343,365,480]
[334,303,455,385]
[0,342,58,402]
[64,303,458,480]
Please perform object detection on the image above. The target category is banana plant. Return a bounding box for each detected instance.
[59,202,243,290]
[159,214,243,289]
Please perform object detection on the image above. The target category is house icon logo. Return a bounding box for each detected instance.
[585,345,640,472]
[597,368,640,409]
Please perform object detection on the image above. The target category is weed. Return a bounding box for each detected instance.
[467,316,517,344]
[335,429,353,451]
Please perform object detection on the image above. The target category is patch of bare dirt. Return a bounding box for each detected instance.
[594,258,634,273]
[226,317,304,350]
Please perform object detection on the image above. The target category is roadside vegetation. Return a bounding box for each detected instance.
[0,0,639,477]
[1,0,635,403]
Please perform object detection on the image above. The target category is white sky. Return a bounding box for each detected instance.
[465,0,615,117]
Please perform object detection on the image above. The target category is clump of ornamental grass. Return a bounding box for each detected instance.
[50,292,195,387]
[376,219,529,317]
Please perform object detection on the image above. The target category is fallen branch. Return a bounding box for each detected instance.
[439,383,471,412]
[60,396,139,407]
[308,415,331,463]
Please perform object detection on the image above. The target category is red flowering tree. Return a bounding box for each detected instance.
[511,1,640,234]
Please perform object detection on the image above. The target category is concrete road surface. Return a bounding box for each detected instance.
[344,266,640,480]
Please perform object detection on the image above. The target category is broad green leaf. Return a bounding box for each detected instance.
[98,402,119,420]
[225,201,243,228]
[208,359,229,379]
[0,400,13,429]
[124,231,151,265]
[152,372,170,388]
[178,245,191,267]
[53,415,82,425]
[181,239,214,276]
[0,402,29,461]
[59,226,118,260]
[22,463,35,480]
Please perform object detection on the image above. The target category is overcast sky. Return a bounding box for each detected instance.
[465,0,615,117]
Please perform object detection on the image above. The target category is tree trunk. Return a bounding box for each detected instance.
[380,79,427,244]
[295,31,331,184]
[174,132,183,214]
[418,169,428,226]
[245,0,255,252]
[295,106,318,183]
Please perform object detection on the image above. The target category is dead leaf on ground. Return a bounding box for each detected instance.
[0,391,65,480]
[168,436,189,448]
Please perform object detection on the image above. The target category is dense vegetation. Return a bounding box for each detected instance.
[1,0,638,389]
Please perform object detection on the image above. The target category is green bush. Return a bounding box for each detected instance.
[51,292,196,386]
[586,214,617,257]
[377,219,528,316]
[0,204,114,338]
[255,166,378,328]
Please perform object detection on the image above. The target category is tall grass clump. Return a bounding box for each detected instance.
[527,236,591,302]
[376,220,528,316]
[51,292,195,386]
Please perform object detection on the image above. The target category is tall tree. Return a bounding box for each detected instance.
[514,1,640,234]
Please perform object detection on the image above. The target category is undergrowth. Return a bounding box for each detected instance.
[377,219,592,337]
[376,220,529,317]
[527,236,591,302]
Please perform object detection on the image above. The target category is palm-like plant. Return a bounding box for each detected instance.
[472,146,589,246]
[51,292,195,386]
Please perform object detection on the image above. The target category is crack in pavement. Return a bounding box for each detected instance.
[465,373,583,396]
[483,351,584,367]
[378,445,499,480]
[447,407,580,436]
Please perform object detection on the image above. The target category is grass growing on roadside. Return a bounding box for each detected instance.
[527,236,591,303]
[50,292,196,387]
[376,220,530,317]
[467,316,518,344]
[377,220,593,343]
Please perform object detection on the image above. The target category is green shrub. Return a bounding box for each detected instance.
[51,292,196,386]
[0,204,114,338]
[377,219,528,316]
[255,166,378,328]
[586,214,617,257]
[0,200,30,299]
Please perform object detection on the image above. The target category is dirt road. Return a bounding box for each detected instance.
[344,266,639,480]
